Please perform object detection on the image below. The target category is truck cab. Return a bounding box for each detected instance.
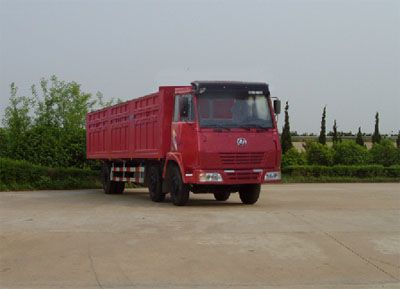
[163,81,281,205]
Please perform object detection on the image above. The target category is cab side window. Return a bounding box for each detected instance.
[173,94,194,122]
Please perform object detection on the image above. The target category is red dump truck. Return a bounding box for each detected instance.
[86,81,281,206]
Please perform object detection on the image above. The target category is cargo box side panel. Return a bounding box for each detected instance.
[109,102,130,156]
[130,92,163,159]
[86,109,109,159]
[86,86,181,160]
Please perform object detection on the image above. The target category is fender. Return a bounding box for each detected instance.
[163,152,186,181]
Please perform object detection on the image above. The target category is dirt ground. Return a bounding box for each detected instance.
[0,183,399,289]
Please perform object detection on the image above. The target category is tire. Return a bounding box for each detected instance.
[213,192,230,201]
[169,165,189,206]
[102,163,125,194]
[114,182,125,194]
[148,165,165,202]
[239,184,260,205]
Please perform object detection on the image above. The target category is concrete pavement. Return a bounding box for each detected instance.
[0,183,399,288]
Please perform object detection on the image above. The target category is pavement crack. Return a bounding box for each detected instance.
[115,256,134,286]
[323,231,400,282]
[288,211,400,282]
[87,246,104,289]
[368,257,400,269]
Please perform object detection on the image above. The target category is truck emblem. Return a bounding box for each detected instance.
[237,138,247,146]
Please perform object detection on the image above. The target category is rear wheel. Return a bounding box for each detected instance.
[148,165,165,202]
[239,184,260,204]
[102,163,125,194]
[114,182,125,194]
[169,165,189,206]
[213,192,230,201]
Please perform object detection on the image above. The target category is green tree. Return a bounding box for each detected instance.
[0,128,7,157]
[31,76,93,167]
[2,83,34,160]
[355,127,365,146]
[318,106,326,145]
[396,131,400,148]
[93,91,121,110]
[332,119,339,145]
[372,112,381,144]
[281,101,293,154]
[1,76,115,168]
[33,76,92,129]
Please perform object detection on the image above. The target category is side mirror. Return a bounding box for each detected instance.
[273,99,281,114]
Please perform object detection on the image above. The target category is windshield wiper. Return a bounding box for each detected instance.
[247,123,268,129]
[207,124,231,131]
[236,126,251,131]
[240,124,270,130]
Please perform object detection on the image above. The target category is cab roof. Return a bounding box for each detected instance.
[191,81,269,95]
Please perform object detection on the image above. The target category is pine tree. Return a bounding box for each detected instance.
[355,127,364,146]
[318,106,326,145]
[281,101,293,154]
[372,112,381,144]
[332,119,339,144]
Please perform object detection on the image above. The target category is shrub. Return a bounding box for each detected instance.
[333,141,369,165]
[0,157,101,191]
[304,141,334,166]
[281,147,306,168]
[369,139,400,167]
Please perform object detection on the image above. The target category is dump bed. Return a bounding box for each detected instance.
[86,86,185,160]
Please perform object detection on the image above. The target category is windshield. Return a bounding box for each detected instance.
[197,91,273,129]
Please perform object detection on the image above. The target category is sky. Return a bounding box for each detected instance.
[0,0,399,134]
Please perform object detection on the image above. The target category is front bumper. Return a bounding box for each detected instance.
[183,169,281,185]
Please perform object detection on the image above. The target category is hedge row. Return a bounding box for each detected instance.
[0,157,101,191]
[282,165,400,179]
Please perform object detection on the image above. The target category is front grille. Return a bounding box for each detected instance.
[219,152,265,166]
[225,171,260,181]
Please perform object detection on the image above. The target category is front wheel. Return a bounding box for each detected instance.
[239,184,260,205]
[213,192,230,201]
[169,165,190,206]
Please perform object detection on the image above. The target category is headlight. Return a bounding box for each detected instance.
[199,172,223,182]
[264,171,281,181]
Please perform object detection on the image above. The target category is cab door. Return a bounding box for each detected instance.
[171,93,198,169]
